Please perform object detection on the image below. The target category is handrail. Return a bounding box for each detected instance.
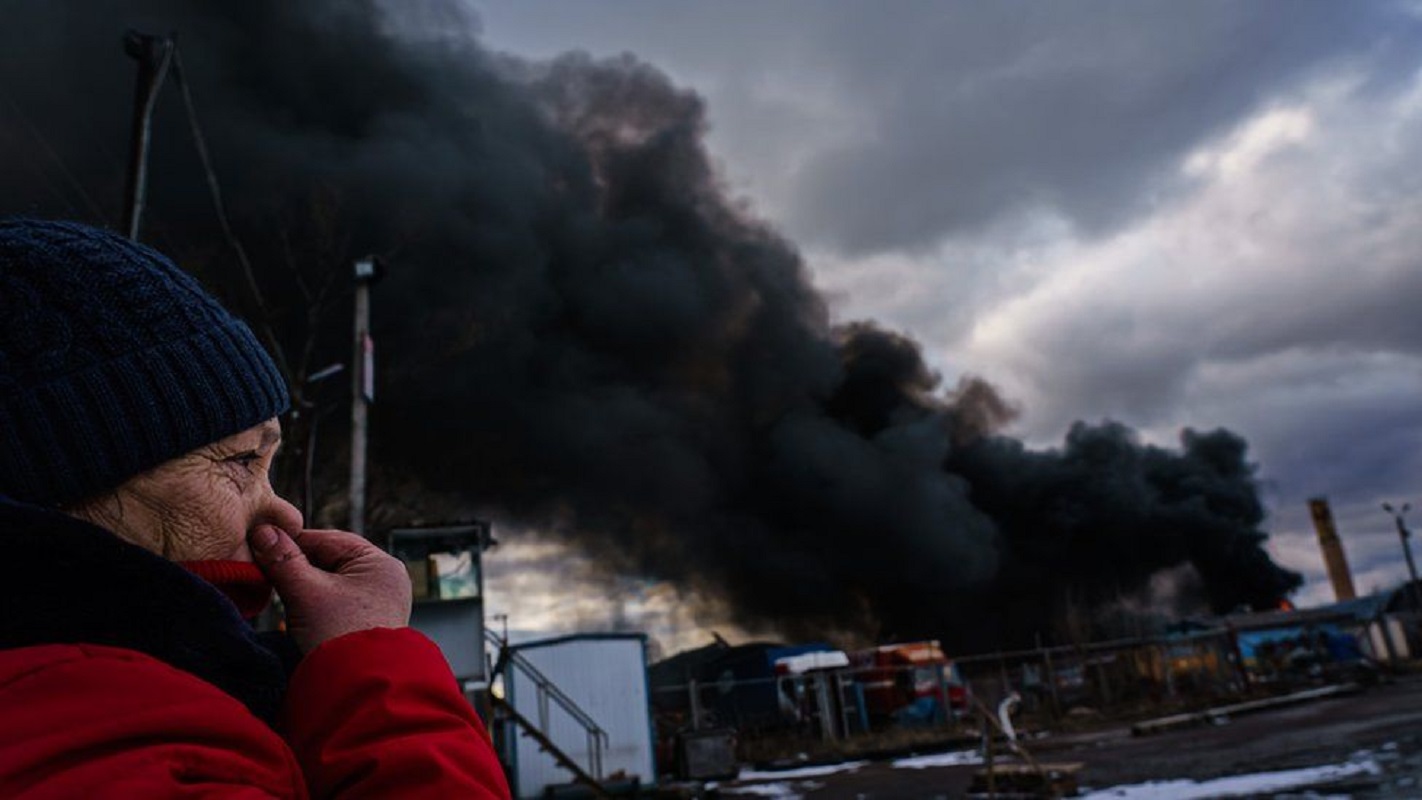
[485,630,610,780]
[491,695,613,799]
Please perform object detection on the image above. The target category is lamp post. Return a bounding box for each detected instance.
[349,256,384,537]
[1381,502,1422,610]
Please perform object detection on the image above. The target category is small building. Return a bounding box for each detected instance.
[503,633,656,798]
[650,640,841,732]
[1222,581,1422,677]
[387,522,493,682]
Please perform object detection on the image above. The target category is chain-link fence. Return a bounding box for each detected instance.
[954,629,1243,725]
[653,662,972,734]
[648,608,1421,772]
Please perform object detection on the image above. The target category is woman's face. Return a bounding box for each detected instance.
[69,418,303,562]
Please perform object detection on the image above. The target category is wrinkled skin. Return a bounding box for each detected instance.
[68,419,302,561]
[249,525,414,652]
[67,416,413,653]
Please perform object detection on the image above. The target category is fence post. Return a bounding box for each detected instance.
[688,679,702,730]
[998,653,1011,702]
[933,663,950,725]
[1158,644,1175,698]
[1226,624,1251,691]
[834,673,852,738]
[982,719,996,797]
[814,674,837,742]
[1096,653,1114,706]
[1039,637,1061,719]
[1378,615,1401,664]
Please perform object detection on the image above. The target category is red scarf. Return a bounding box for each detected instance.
[180,560,273,620]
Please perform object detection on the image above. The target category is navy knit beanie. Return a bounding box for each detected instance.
[0,219,289,507]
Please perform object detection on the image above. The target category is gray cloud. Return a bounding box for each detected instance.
[477,0,1416,256]
[963,66,1422,436]
[788,1,1408,252]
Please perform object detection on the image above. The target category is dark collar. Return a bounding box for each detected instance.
[0,497,297,726]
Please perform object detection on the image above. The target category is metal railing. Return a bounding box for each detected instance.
[485,630,609,780]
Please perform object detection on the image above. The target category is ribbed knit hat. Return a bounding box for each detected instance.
[0,219,289,507]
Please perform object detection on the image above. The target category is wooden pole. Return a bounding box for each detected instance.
[121,31,174,241]
[349,272,371,536]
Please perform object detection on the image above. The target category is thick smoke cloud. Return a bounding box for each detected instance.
[0,1,1298,650]
[477,0,1404,254]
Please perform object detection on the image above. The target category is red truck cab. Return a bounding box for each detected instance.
[850,641,969,723]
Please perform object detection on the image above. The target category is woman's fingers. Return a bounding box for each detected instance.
[247,525,412,653]
[248,524,313,584]
[288,528,375,572]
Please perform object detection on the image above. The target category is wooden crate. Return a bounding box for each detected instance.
[967,761,1083,798]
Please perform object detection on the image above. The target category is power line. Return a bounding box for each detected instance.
[0,85,111,224]
[169,43,291,382]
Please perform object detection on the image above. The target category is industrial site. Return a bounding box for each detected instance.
[401,494,1422,798]
[7,2,1422,798]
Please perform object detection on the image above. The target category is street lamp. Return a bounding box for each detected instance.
[1381,502,1422,610]
[349,256,385,537]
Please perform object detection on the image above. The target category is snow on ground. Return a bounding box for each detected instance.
[717,759,866,799]
[736,761,868,780]
[719,780,824,798]
[890,749,984,769]
[1078,754,1382,799]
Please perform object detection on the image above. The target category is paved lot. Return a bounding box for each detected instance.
[715,675,1422,798]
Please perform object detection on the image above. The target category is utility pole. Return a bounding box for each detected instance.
[121,31,175,241]
[349,257,383,537]
[1382,503,1422,610]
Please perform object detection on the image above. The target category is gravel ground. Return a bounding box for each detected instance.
[711,674,1422,799]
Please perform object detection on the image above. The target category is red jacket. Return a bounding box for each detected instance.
[0,499,511,799]
[0,629,509,799]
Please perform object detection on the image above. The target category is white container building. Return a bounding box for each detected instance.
[505,633,657,798]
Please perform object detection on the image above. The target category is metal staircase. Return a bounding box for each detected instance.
[486,630,612,798]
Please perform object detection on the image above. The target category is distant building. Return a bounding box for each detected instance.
[650,639,841,732]
[1224,580,1422,670]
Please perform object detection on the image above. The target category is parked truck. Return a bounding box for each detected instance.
[849,641,969,726]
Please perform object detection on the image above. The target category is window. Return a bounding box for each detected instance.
[389,525,487,603]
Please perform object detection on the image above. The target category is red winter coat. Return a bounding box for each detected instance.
[0,499,511,799]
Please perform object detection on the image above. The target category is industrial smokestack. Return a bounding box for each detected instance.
[1308,497,1356,602]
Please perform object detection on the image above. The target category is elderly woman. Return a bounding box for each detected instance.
[0,219,509,798]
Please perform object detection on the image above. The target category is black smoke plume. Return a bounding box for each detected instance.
[0,1,1299,651]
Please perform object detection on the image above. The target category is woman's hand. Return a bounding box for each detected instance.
[248,525,412,653]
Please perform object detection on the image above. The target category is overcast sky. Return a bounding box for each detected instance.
[458,0,1422,644]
